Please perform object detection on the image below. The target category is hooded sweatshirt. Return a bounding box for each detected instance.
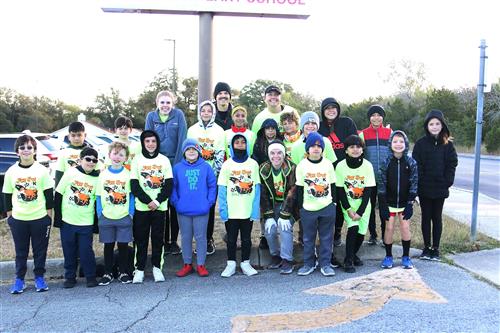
[412,110,457,199]
[171,139,217,216]
[252,118,284,165]
[318,97,358,162]
[130,130,173,211]
[377,130,418,208]
[144,107,187,165]
[187,100,225,175]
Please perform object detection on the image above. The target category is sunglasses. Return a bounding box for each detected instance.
[83,157,98,163]
[18,145,34,151]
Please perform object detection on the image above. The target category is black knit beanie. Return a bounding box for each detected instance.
[213,82,231,99]
[367,105,386,119]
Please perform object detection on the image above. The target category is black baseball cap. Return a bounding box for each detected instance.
[265,85,281,95]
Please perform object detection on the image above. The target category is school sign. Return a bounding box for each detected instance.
[102,0,311,19]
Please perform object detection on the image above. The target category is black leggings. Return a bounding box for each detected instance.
[226,219,253,261]
[420,197,445,249]
[104,242,129,275]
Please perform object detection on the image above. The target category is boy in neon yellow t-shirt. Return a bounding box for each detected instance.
[335,135,376,273]
[113,116,141,171]
[54,147,100,288]
[295,132,337,277]
[55,121,88,187]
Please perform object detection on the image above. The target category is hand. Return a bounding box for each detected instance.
[347,209,356,220]
[277,218,291,232]
[403,202,413,220]
[148,201,158,211]
[351,212,361,221]
[379,204,390,222]
[264,218,277,233]
[46,209,52,218]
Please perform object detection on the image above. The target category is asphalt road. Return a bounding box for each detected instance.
[1,260,498,333]
[454,155,500,200]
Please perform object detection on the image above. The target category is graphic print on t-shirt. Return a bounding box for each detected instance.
[14,177,38,202]
[344,175,366,199]
[66,154,79,168]
[140,164,165,189]
[103,180,127,205]
[304,172,330,198]
[69,180,94,206]
[199,137,215,161]
[229,170,254,195]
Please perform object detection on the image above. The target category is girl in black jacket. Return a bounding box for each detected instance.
[412,110,458,261]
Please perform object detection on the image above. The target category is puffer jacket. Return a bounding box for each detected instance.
[360,124,392,178]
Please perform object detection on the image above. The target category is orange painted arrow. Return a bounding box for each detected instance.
[232,267,447,333]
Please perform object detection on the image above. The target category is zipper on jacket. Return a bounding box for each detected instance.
[376,129,380,171]
[396,159,401,208]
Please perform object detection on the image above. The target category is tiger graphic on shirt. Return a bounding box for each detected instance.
[14,177,38,202]
[140,164,165,189]
[68,180,94,206]
[103,180,127,205]
[229,169,254,195]
[344,175,366,199]
[304,172,329,198]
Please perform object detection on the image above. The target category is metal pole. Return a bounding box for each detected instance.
[198,12,213,105]
[164,38,177,94]
[471,39,487,241]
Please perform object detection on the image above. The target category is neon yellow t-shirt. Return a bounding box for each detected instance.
[187,123,225,169]
[272,171,285,202]
[295,158,336,211]
[130,154,172,211]
[251,105,296,134]
[290,136,337,165]
[2,162,53,220]
[56,146,84,172]
[103,140,141,171]
[96,167,131,219]
[56,167,98,226]
[218,158,260,219]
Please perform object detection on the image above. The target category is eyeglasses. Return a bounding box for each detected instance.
[159,101,172,105]
[83,157,98,163]
[19,145,34,151]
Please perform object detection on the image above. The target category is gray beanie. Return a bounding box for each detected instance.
[300,111,320,130]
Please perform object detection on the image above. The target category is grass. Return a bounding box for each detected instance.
[454,144,500,156]
[1,204,498,261]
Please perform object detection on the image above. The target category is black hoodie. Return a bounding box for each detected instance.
[318,97,358,162]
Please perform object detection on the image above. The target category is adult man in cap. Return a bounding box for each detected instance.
[213,82,234,130]
[251,85,296,135]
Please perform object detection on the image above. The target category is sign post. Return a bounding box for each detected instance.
[102,0,311,103]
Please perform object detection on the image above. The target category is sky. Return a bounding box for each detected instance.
[0,0,498,108]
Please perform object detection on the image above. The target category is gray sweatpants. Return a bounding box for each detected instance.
[177,213,209,265]
[264,203,295,261]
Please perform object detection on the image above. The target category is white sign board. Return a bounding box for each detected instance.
[102,0,311,19]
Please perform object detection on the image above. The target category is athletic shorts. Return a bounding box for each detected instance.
[98,215,133,243]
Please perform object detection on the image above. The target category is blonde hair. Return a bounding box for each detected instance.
[108,141,130,158]
[156,90,177,105]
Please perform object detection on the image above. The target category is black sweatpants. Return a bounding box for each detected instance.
[226,219,253,261]
[334,189,344,241]
[420,196,445,249]
[164,203,179,244]
[8,215,51,278]
[368,185,385,239]
[134,210,166,270]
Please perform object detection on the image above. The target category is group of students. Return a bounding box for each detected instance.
[3,83,457,294]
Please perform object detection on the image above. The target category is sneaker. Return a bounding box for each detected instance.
[353,255,364,266]
[320,265,336,276]
[430,248,441,261]
[10,278,25,294]
[297,265,315,276]
[164,242,172,254]
[176,264,193,277]
[118,273,132,284]
[133,270,144,284]
[221,260,236,278]
[333,238,342,247]
[367,236,377,245]
[381,256,394,269]
[170,243,182,255]
[420,247,431,260]
[259,236,269,250]
[98,274,114,286]
[35,276,49,292]
[197,265,209,277]
[63,278,77,289]
[86,277,98,288]
[330,256,342,268]
[344,259,355,273]
[402,256,414,269]
[268,256,282,269]
[152,266,165,282]
[240,260,258,276]
[280,260,294,275]
[207,239,216,255]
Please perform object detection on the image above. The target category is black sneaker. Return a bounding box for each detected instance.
[259,236,269,250]
[118,273,132,284]
[170,242,182,255]
[63,278,77,289]
[164,243,172,254]
[98,274,114,286]
[367,236,377,245]
[344,259,355,273]
[268,256,282,269]
[280,260,294,275]
[330,255,342,268]
[207,239,216,255]
[353,255,364,266]
[333,238,342,247]
[430,248,441,261]
[420,247,432,260]
[86,277,98,288]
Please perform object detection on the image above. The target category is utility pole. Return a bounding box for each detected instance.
[164,38,177,94]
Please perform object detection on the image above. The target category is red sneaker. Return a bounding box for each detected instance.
[176,264,193,277]
[197,265,209,277]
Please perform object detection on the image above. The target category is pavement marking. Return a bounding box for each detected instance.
[231,267,447,333]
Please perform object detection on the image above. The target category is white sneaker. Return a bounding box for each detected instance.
[152,266,165,282]
[133,270,144,284]
[221,260,236,278]
[240,260,258,276]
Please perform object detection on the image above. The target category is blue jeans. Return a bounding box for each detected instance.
[264,203,295,261]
